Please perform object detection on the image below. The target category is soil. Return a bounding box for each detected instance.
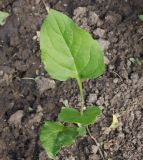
[0,0,143,160]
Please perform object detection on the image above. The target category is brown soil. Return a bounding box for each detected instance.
[0,0,143,160]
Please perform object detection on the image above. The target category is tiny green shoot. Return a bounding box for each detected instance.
[39,9,105,159]
[0,11,9,26]
[139,15,143,21]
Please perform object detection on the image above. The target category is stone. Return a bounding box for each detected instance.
[98,38,110,51]
[36,77,55,94]
[104,56,110,65]
[93,28,105,38]
[8,110,24,127]
[88,94,97,103]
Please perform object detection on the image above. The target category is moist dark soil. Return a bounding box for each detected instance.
[0,0,143,160]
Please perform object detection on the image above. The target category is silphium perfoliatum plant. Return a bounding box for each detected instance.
[39,9,105,159]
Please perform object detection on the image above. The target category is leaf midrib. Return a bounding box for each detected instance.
[53,13,80,79]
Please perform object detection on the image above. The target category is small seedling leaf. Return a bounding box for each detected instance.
[139,15,143,21]
[109,114,119,129]
[40,9,105,81]
[40,121,79,159]
[58,106,101,126]
[0,11,9,26]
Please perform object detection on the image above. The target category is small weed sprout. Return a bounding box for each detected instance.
[139,15,143,21]
[0,11,9,26]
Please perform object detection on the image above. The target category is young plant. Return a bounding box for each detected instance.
[139,15,143,21]
[39,9,105,159]
[0,11,9,26]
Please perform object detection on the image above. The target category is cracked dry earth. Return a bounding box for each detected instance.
[0,0,143,160]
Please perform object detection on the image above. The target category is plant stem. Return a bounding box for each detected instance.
[77,77,84,115]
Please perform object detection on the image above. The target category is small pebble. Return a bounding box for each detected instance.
[36,77,55,94]
[93,28,105,38]
[88,94,97,103]
[91,145,99,154]
[113,78,119,84]
[0,70,4,76]
[8,110,24,127]
[98,39,110,51]
[104,56,110,65]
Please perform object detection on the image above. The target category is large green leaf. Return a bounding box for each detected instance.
[58,106,101,126]
[0,11,9,26]
[40,9,105,81]
[40,121,79,159]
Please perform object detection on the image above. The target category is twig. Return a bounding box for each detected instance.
[41,0,50,12]
[111,71,123,81]
[86,126,105,160]
[21,77,35,81]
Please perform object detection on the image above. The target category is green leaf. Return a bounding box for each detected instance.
[139,15,143,21]
[57,126,79,147]
[0,11,9,26]
[58,106,101,126]
[40,122,63,159]
[40,121,79,159]
[40,9,105,81]
[77,127,86,136]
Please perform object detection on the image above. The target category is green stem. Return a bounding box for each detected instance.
[77,77,84,115]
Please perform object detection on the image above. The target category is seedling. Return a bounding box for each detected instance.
[39,9,105,159]
[139,15,143,21]
[0,11,9,26]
